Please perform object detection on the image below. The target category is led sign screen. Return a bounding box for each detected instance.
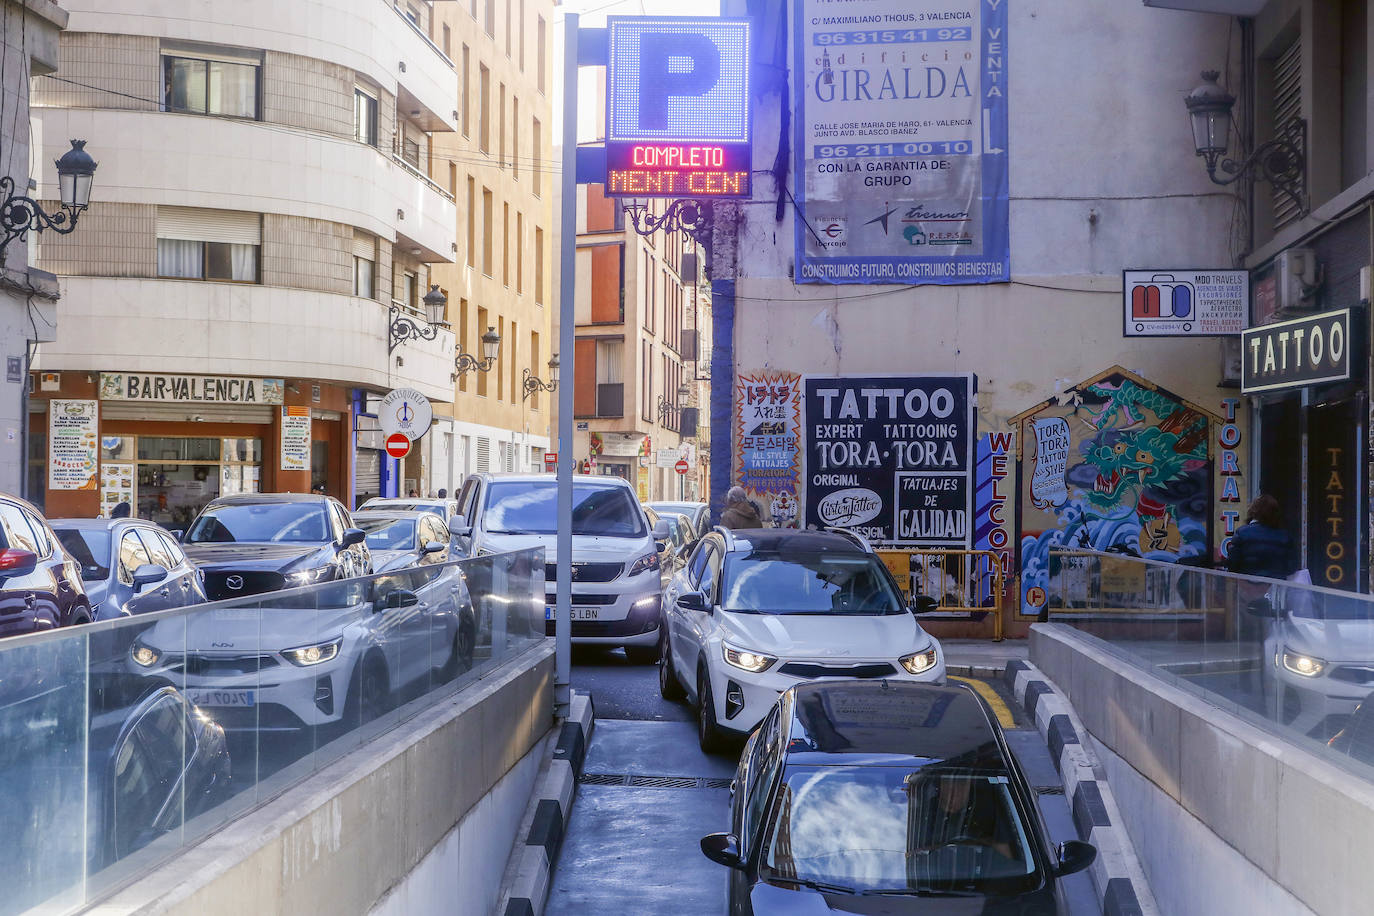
[604,16,752,198]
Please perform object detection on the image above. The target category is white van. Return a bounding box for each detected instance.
[453,473,669,662]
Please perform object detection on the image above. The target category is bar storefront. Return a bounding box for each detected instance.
[29,371,356,522]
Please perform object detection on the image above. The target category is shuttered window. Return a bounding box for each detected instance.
[476,437,491,473]
[156,207,261,283]
[1270,37,1303,230]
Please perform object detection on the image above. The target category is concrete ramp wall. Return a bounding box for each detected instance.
[1031,624,1374,916]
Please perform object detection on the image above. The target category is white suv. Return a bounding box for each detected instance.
[453,473,669,662]
[660,527,946,751]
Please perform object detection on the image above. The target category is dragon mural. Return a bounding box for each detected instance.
[1014,370,1215,614]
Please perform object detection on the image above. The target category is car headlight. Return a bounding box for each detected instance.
[1281,649,1326,678]
[900,648,939,675]
[283,638,342,667]
[723,644,776,673]
[627,552,660,577]
[130,641,161,668]
[286,566,333,587]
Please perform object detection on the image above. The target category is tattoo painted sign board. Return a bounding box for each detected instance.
[1122,270,1248,337]
[802,375,974,547]
[735,371,803,528]
[50,399,99,490]
[794,0,1009,284]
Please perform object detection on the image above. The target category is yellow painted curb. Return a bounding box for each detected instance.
[949,674,1016,729]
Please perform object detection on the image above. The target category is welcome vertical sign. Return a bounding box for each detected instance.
[794,0,1009,284]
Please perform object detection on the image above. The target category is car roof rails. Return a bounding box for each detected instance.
[712,525,742,552]
[824,526,874,553]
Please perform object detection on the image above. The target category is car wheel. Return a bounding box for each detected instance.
[697,668,725,754]
[659,637,685,701]
[624,643,658,665]
[345,655,391,725]
[442,616,477,680]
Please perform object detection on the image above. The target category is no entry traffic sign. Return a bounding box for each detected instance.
[675,459,689,475]
[385,433,412,459]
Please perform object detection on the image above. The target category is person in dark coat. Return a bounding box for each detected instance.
[720,486,763,529]
[110,501,131,519]
[1228,494,1296,580]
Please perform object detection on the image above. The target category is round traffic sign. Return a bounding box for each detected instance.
[379,388,433,441]
[385,432,411,459]
[674,459,689,475]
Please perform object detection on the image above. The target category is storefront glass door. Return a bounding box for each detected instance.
[99,436,261,526]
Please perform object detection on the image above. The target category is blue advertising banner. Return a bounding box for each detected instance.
[794,0,1009,284]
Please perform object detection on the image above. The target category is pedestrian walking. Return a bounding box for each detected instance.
[1229,494,1297,580]
[720,486,763,529]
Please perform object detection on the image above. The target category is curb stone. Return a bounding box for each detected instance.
[1003,660,1158,916]
[502,689,594,916]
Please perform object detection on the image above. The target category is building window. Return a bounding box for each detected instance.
[479,64,491,153]
[461,45,470,137]
[496,316,505,400]
[485,0,495,37]
[354,88,378,146]
[402,271,418,310]
[598,339,624,417]
[509,319,518,403]
[512,96,519,178]
[1266,36,1303,231]
[505,0,512,56]
[155,207,261,282]
[458,298,470,393]
[535,227,544,305]
[532,118,542,197]
[476,306,489,397]
[537,17,546,94]
[405,3,420,25]
[442,23,451,57]
[519,0,526,70]
[403,133,421,168]
[499,82,507,167]
[516,211,524,294]
[466,177,476,268]
[354,256,374,297]
[482,188,494,276]
[163,52,259,118]
[502,203,510,286]
[530,329,540,409]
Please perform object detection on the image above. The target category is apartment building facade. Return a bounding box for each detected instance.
[29,0,459,522]
[428,0,557,487]
[572,185,709,503]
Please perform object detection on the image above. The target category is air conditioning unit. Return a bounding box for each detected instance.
[1275,248,1318,312]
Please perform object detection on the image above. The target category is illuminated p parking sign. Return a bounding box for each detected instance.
[605,17,751,198]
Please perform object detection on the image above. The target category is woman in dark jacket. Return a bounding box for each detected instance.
[1228,494,1295,580]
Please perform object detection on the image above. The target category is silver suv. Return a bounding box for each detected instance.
[453,473,669,662]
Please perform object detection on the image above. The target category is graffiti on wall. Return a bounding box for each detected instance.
[1014,368,1215,614]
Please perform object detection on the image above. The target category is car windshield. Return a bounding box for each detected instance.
[722,551,905,615]
[485,482,647,538]
[357,517,416,551]
[54,528,111,580]
[365,500,443,517]
[185,503,331,544]
[761,765,1037,895]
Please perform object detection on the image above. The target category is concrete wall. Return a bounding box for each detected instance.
[1031,624,1374,916]
[96,642,555,916]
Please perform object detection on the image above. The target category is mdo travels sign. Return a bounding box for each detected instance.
[802,375,974,547]
[1240,308,1354,395]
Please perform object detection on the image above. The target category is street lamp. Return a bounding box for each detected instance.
[1184,70,1306,215]
[522,352,560,402]
[455,325,501,376]
[656,383,691,422]
[389,284,449,353]
[0,139,98,260]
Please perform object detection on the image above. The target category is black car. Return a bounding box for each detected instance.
[180,494,370,600]
[700,680,1095,914]
[0,492,92,636]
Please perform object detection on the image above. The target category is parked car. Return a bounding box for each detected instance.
[700,680,1096,913]
[52,518,207,620]
[178,494,371,601]
[452,473,670,663]
[359,496,462,523]
[353,509,467,572]
[648,500,710,539]
[661,527,946,751]
[0,492,92,636]
[645,506,694,581]
[87,685,231,870]
[1249,589,1374,736]
[130,569,475,732]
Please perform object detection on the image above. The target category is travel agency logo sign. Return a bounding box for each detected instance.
[794,0,1009,284]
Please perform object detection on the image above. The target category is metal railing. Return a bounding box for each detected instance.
[0,549,543,914]
[1049,548,1374,781]
[877,548,1006,640]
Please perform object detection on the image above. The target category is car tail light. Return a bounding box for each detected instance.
[0,548,37,573]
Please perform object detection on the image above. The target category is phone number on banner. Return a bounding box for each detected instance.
[812,28,972,45]
[816,142,973,159]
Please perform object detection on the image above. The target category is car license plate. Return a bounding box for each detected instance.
[545,606,600,620]
[188,689,256,708]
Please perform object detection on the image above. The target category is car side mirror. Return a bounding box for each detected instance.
[700,833,744,869]
[168,529,185,542]
[678,591,709,613]
[0,548,38,578]
[448,514,471,537]
[422,540,446,555]
[131,564,168,590]
[340,527,366,548]
[910,594,939,614]
[374,588,419,613]
[1053,840,1096,877]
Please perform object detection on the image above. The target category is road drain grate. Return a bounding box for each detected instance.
[580,773,733,790]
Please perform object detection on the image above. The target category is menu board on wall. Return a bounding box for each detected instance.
[49,399,99,490]
[802,375,974,547]
[100,462,135,517]
[280,407,311,472]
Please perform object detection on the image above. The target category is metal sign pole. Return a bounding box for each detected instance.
[554,12,579,717]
